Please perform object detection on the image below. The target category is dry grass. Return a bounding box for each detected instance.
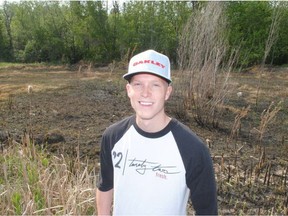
[230,105,250,140]
[0,132,97,215]
[215,145,288,215]
[257,101,283,144]
[177,2,237,128]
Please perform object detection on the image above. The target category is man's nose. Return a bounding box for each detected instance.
[141,85,151,97]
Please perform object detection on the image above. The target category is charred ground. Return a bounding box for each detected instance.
[0,64,287,214]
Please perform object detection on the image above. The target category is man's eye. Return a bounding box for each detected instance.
[132,82,142,88]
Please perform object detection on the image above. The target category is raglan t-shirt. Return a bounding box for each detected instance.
[97,115,218,215]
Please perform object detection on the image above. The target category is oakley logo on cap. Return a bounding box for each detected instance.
[133,60,166,69]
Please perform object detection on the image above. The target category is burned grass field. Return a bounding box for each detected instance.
[0,64,287,215]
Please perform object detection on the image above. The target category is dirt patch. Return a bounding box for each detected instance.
[0,64,287,214]
[0,65,130,161]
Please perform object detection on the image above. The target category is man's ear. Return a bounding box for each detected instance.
[165,85,173,101]
[126,83,132,98]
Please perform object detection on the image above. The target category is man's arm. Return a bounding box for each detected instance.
[189,148,218,215]
[96,188,113,215]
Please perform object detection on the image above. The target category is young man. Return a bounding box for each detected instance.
[96,50,218,215]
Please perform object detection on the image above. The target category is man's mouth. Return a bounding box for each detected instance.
[139,101,153,106]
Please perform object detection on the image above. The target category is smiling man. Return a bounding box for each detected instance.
[96,50,218,215]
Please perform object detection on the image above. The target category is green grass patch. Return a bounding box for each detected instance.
[0,136,97,215]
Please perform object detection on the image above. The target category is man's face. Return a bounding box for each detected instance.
[126,73,172,121]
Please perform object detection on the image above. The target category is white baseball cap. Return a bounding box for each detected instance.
[123,49,171,83]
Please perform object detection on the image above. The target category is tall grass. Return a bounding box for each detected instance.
[258,101,283,144]
[177,2,237,129]
[0,132,97,215]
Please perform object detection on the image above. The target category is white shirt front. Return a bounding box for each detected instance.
[112,125,189,215]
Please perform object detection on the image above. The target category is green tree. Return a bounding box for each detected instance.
[226,1,274,67]
[108,1,121,61]
[119,1,191,63]
[66,1,113,63]
[20,1,65,62]
[85,1,113,62]
[268,2,288,65]
[2,1,14,60]
[11,1,73,63]
[0,9,7,61]
[1,0,288,66]
[61,1,86,63]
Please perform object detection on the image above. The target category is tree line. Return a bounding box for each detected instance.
[0,1,288,68]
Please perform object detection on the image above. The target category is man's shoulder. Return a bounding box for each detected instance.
[171,119,200,138]
[170,118,206,149]
[103,115,135,137]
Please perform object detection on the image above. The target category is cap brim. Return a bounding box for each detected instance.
[123,72,171,84]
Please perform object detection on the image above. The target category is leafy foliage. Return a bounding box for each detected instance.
[0,1,288,66]
[226,2,273,67]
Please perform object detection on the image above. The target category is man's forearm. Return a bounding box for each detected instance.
[96,188,113,215]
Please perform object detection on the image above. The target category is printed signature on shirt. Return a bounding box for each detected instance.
[128,158,180,175]
[112,151,180,176]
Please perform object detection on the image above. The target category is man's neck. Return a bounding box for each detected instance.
[136,115,171,133]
